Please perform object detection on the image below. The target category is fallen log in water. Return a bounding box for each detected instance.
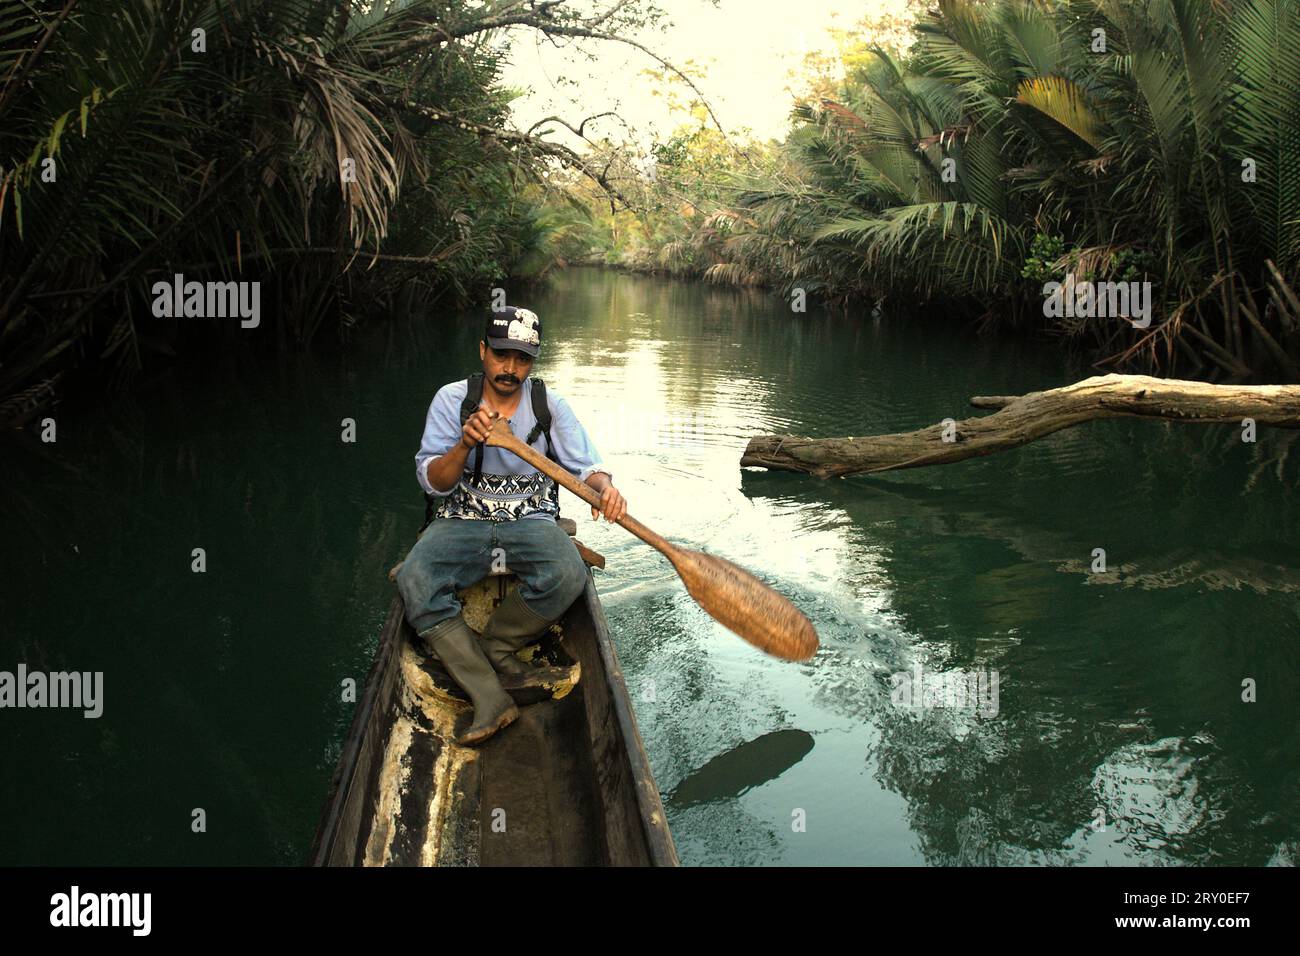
[740,374,1300,478]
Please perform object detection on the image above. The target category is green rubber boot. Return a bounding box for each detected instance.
[421,614,519,747]
[480,588,553,678]
[479,590,577,693]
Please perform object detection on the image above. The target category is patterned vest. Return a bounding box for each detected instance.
[432,471,561,522]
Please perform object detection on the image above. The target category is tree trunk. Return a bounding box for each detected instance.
[740,374,1300,478]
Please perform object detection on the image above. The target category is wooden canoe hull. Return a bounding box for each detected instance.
[309,570,678,867]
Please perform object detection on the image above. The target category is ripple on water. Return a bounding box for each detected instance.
[1090,735,1215,861]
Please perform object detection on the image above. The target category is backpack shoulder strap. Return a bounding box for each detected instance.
[525,378,568,471]
[526,377,550,444]
[459,372,485,425]
[459,373,486,485]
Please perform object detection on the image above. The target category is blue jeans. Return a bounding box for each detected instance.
[395,517,590,637]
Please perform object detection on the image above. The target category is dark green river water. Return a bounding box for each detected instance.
[3,266,1297,865]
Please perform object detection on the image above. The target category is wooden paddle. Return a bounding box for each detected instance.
[483,413,819,661]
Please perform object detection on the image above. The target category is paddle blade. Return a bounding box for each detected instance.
[671,549,819,661]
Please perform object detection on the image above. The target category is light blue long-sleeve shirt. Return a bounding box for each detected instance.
[415,376,610,521]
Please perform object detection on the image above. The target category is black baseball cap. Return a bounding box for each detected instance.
[485,306,542,358]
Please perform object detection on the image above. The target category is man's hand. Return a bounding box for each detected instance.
[586,472,626,523]
[460,408,496,449]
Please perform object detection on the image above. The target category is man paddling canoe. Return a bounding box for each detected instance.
[396,305,627,746]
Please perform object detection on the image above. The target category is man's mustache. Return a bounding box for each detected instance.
[496,375,519,384]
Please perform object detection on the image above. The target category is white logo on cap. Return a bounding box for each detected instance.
[508,308,540,346]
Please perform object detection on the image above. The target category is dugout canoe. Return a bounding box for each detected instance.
[308,519,678,867]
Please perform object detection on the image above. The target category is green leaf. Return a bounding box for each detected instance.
[1015,75,1106,151]
[49,110,70,154]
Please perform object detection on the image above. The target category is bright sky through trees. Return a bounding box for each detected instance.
[499,0,914,149]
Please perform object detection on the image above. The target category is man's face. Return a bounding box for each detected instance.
[480,340,534,397]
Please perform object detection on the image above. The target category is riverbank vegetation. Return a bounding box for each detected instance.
[0,0,660,428]
[5,1,1299,430]
[560,0,1300,383]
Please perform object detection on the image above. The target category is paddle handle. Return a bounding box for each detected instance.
[482,415,673,555]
